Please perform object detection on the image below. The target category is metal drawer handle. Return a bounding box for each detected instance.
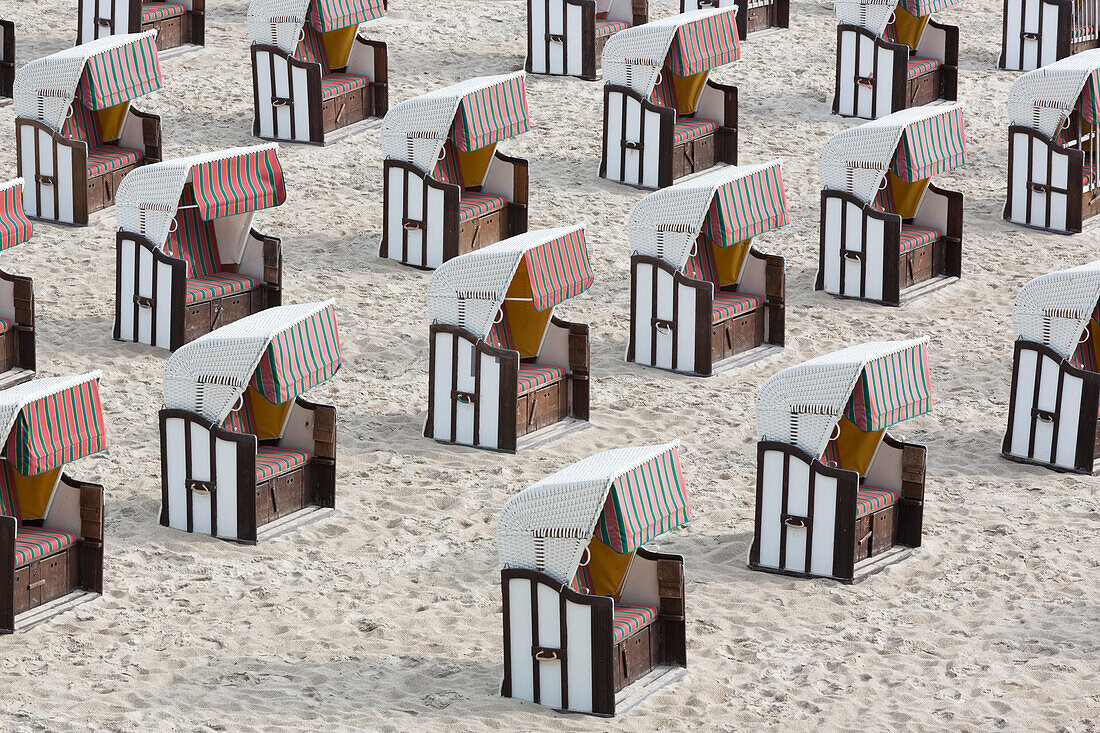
[1021,31,1039,40]
[654,319,674,335]
[453,390,476,404]
[855,75,874,88]
[134,295,154,308]
[28,579,46,589]
[187,479,216,495]
[403,219,423,231]
[1033,410,1055,423]
[35,174,56,186]
[782,514,809,528]
[623,140,642,150]
[843,251,864,261]
[271,97,292,107]
[95,17,113,27]
[546,33,565,43]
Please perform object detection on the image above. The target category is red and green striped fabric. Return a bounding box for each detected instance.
[570,563,593,594]
[665,10,740,78]
[309,0,385,32]
[684,239,719,284]
[192,147,286,220]
[185,274,258,304]
[250,305,341,404]
[595,447,690,554]
[890,106,966,182]
[1070,305,1100,372]
[486,312,514,351]
[899,0,965,16]
[522,229,593,312]
[77,34,162,111]
[6,378,107,476]
[221,393,257,435]
[0,183,31,252]
[255,447,311,481]
[856,486,899,518]
[1078,71,1100,124]
[711,292,760,322]
[167,204,221,277]
[0,463,20,524]
[516,365,563,394]
[293,23,330,71]
[844,342,931,432]
[612,605,658,643]
[702,165,788,247]
[14,527,75,566]
[451,75,530,153]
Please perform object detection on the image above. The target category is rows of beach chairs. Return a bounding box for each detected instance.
[0,0,1099,720]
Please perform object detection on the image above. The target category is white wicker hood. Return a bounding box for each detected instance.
[247,0,313,53]
[833,0,901,35]
[1007,49,1100,138]
[1014,260,1100,360]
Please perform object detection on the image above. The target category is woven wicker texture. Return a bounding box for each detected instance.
[425,225,585,340]
[756,338,929,457]
[247,0,313,54]
[833,0,900,34]
[820,102,963,204]
[380,72,526,174]
[0,373,103,461]
[1014,260,1100,359]
[497,441,680,586]
[602,6,736,98]
[1007,49,1100,138]
[116,143,281,250]
[628,160,783,270]
[163,301,335,424]
[13,31,158,133]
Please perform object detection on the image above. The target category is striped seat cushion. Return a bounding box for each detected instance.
[87,146,141,177]
[14,527,76,567]
[595,20,630,38]
[320,73,369,101]
[712,292,762,322]
[459,192,507,222]
[899,224,939,254]
[856,486,899,518]
[1086,161,1098,187]
[906,56,940,80]
[612,604,658,643]
[673,118,718,145]
[517,364,564,394]
[255,447,311,482]
[185,273,259,304]
[0,318,12,335]
[1075,23,1096,41]
[140,1,187,22]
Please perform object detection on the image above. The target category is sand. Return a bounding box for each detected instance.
[1,0,1099,730]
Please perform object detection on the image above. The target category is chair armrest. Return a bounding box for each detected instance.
[237,229,282,285]
[481,152,529,203]
[279,397,336,460]
[347,34,387,83]
[61,473,105,544]
[120,107,162,161]
[696,79,737,128]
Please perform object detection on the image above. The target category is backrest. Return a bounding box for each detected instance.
[872,181,897,214]
[61,102,103,148]
[165,187,222,278]
[293,23,331,74]
[1070,305,1100,372]
[0,461,19,525]
[485,310,515,351]
[683,238,719,286]
[433,141,465,187]
[569,563,593,594]
[221,391,257,436]
[651,69,678,111]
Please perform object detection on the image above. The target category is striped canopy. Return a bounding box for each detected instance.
[890,104,967,182]
[0,180,31,253]
[899,0,964,15]
[1078,72,1100,123]
[843,341,931,432]
[76,31,162,111]
[703,162,787,247]
[192,146,286,220]
[523,228,593,312]
[497,442,690,586]
[666,6,740,77]
[452,74,530,152]
[309,0,385,31]
[249,303,341,404]
[0,374,106,477]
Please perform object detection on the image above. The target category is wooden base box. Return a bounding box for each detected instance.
[183,288,266,346]
[516,378,568,438]
[899,241,937,290]
[854,503,897,564]
[612,622,660,693]
[906,68,943,108]
[458,208,508,257]
[255,463,313,529]
[12,546,78,616]
[671,132,716,182]
[745,3,778,34]
[87,160,140,215]
[710,307,764,364]
[144,15,189,49]
[321,87,369,134]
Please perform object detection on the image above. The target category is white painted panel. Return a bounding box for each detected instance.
[783,457,811,574]
[1040,3,1061,68]
[1008,132,1031,225]
[1009,348,1038,458]
[56,144,75,224]
[874,44,896,119]
[810,474,838,577]
[384,168,408,261]
[642,108,662,187]
[864,217,885,301]
[632,263,654,365]
[536,584,563,709]
[653,268,672,369]
[215,438,239,539]
[478,352,501,448]
[17,128,37,217]
[836,32,856,116]
[455,339,476,446]
[189,422,212,536]
[1032,354,1059,462]
[507,578,535,702]
[623,98,642,186]
[605,93,624,182]
[155,260,174,348]
[758,448,784,568]
[291,66,311,141]
[1055,373,1084,468]
[117,242,136,341]
[531,1,549,74]
[1002,0,1024,69]
[566,5,583,76]
[564,601,593,713]
[822,197,842,293]
[272,57,292,140]
[425,186,446,269]
[165,417,187,530]
[432,332,454,440]
[255,52,274,138]
[675,283,697,372]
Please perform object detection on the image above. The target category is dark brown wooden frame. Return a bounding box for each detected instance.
[76,0,206,50]
[0,268,35,388]
[1004,125,1100,234]
[999,0,1099,69]
[0,19,14,103]
[681,0,789,38]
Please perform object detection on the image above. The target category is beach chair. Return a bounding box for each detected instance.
[627,162,786,376]
[425,226,592,452]
[160,301,340,543]
[113,144,286,350]
[600,7,740,190]
[0,181,36,391]
[750,339,930,582]
[13,32,163,226]
[0,18,14,104]
[498,442,690,716]
[833,0,960,119]
[1001,0,1100,69]
[1004,50,1100,233]
[681,0,787,38]
[77,0,204,51]
[1003,262,1100,474]
[526,0,648,80]
[248,0,388,145]
[380,72,531,269]
[0,373,107,633]
[817,103,965,306]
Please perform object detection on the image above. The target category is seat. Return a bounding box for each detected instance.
[906,56,940,80]
[712,292,762,322]
[86,146,141,177]
[899,224,940,253]
[255,447,312,482]
[595,20,631,38]
[673,118,718,145]
[458,191,507,222]
[14,527,76,567]
[517,364,563,394]
[856,485,899,518]
[612,604,658,643]
[185,273,259,304]
[320,73,369,101]
[141,1,187,22]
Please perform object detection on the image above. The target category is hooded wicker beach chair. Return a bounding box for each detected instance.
[627,161,786,376]
[13,32,162,226]
[113,144,286,350]
[0,181,36,390]
[0,18,14,104]
[425,227,592,452]
[1004,50,1100,233]
[77,0,204,51]
[833,0,960,119]
[380,72,531,269]
[600,7,740,189]
[498,442,690,716]
[160,301,339,543]
[818,103,965,306]
[1002,262,1100,473]
[527,0,648,80]
[749,339,930,582]
[1001,0,1099,69]
[248,0,388,145]
[0,373,107,633]
[681,0,787,38]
